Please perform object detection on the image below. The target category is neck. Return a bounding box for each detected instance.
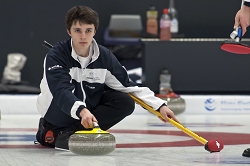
[73,45,90,57]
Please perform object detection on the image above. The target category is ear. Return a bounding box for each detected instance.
[67,29,71,36]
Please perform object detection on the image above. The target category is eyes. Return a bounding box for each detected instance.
[74,28,93,34]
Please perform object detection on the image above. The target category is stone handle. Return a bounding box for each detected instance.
[93,122,99,128]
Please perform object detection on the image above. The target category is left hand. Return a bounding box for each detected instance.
[158,105,180,123]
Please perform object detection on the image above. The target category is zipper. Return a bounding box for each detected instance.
[77,48,96,103]
[76,58,86,103]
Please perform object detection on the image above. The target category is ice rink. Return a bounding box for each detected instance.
[0,94,250,166]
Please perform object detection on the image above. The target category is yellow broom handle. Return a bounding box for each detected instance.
[128,93,208,145]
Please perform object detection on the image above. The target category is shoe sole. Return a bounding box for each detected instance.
[242,149,250,157]
[55,147,70,152]
[242,153,250,157]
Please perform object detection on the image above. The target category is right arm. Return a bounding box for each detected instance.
[234,0,250,35]
[79,108,98,129]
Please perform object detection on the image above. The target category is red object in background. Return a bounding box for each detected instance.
[156,91,179,98]
[221,40,250,54]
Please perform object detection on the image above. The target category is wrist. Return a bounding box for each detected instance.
[79,108,88,117]
[76,105,86,118]
[157,103,167,112]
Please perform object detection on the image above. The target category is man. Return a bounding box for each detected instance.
[234,0,250,157]
[234,0,250,36]
[36,5,179,151]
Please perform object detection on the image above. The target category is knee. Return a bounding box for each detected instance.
[121,94,135,115]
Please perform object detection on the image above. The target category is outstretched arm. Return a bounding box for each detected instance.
[234,0,250,35]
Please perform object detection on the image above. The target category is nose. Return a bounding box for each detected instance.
[80,32,86,39]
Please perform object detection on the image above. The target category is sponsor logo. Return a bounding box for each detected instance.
[86,71,100,81]
[204,98,216,111]
[216,141,221,148]
[204,98,250,112]
[48,65,62,70]
[86,85,95,89]
[220,100,250,111]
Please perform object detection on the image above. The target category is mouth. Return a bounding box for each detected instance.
[79,42,87,45]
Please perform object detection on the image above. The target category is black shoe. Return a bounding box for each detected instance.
[36,118,55,147]
[242,148,250,157]
[55,131,74,151]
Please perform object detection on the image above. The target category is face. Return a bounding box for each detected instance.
[67,21,96,56]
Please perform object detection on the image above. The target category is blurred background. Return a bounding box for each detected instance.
[0,0,249,94]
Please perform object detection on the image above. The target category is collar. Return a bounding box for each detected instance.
[70,38,100,63]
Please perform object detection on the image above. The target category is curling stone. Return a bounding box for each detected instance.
[156,92,186,115]
[68,122,116,156]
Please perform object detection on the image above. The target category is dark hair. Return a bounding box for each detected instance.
[65,6,99,31]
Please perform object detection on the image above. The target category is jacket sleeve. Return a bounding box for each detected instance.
[244,0,250,7]
[44,46,86,119]
[104,50,167,110]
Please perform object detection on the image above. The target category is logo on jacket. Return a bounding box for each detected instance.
[86,71,100,81]
[48,65,62,70]
[86,85,95,89]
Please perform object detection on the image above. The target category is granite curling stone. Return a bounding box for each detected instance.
[156,93,186,115]
[164,97,186,115]
[68,122,116,156]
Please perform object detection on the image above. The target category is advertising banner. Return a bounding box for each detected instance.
[182,95,250,114]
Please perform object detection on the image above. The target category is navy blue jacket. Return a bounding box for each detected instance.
[37,39,166,126]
